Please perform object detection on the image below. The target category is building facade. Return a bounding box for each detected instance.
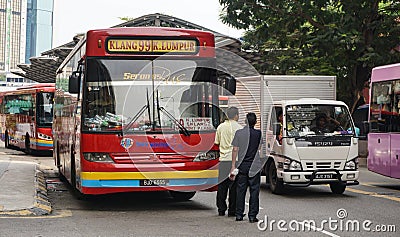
[0,0,53,86]
[25,0,53,62]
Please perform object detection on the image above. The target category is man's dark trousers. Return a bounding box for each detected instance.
[217,177,237,215]
[236,171,261,219]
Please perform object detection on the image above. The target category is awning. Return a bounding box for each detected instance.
[15,13,263,83]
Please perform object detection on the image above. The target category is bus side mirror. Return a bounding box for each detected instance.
[69,72,81,94]
[224,77,236,95]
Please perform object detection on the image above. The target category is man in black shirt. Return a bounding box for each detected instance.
[230,113,262,223]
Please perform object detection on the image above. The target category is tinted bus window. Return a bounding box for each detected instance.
[4,94,34,115]
[370,80,400,132]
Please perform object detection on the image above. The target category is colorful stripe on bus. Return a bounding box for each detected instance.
[31,138,53,147]
[80,170,218,188]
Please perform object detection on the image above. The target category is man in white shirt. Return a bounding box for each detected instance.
[215,107,242,216]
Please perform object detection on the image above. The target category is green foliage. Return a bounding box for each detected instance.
[219,0,400,107]
[0,73,5,81]
[119,17,134,22]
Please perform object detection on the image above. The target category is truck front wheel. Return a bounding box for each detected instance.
[330,182,346,194]
[268,162,284,194]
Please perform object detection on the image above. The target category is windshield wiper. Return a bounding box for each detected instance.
[158,107,190,136]
[293,135,314,140]
[156,89,162,129]
[156,90,190,136]
[123,89,152,132]
[146,88,152,129]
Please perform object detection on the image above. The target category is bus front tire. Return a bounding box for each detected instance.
[5,132,9,148]
[330,182,346,194]
[25,135,31,154]
[169,191,196,201]
[268,162,284,194]
[69,148,87,200]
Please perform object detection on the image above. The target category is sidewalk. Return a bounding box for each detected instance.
[0,154,51,216]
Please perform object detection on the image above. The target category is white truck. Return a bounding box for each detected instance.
[226,75,359,194]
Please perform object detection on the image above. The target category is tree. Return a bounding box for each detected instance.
[219,0,400,109]
[118,17,134,22]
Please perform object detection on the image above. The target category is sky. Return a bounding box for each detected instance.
[52,0,244,47]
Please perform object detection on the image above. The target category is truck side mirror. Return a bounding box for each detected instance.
[224,76,236,95]
[363,121,369,134]
[68,71,81,94]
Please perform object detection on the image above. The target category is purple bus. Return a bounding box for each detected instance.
[368,63,400,179]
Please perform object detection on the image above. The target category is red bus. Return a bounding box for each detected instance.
[54,27,224,199]
[0,83,55,153]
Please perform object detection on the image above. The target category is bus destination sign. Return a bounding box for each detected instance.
[106,39,198,54]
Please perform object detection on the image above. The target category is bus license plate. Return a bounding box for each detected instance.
[140,179,169,186]
[315,174,334,179]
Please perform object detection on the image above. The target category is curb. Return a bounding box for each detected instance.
[0,167,52,217]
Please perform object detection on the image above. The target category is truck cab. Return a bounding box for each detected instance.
[264,99,359,194]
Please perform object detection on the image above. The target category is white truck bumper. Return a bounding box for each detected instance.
[278,170,359,185]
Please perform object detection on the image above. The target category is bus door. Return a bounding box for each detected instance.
[368,133,391,177]
[391,134,400,178]
[391,81,400,178]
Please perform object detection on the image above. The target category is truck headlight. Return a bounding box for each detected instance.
[284,158,302,171]
[193,151,219,162]
[345,158,358,170]
[83,153,114,163]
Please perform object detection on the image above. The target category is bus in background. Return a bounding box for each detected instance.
[0,83,55,154]
[54,27,226,199]
[368,63,400,179]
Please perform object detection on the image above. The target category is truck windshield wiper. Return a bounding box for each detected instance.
[292,134,316,140]
[123,89,152,132]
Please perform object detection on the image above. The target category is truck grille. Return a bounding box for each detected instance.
[303,161,342,170]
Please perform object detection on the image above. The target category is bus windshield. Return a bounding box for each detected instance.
[83,58,219,133]
[370,80,400,132]
[36,92,54,127]
[285,104,355,137]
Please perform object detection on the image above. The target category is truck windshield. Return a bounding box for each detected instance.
[286,104,355,137]
[83,58,219,133]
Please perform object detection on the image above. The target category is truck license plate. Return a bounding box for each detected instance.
[315,174,334,179]
[140,179,169,186]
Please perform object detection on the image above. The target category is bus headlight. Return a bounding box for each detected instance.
[83,153,114,163]
[193,151,219,162]
[345,158,358,170]
[38,133,52,140]
[284,158,302,171]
